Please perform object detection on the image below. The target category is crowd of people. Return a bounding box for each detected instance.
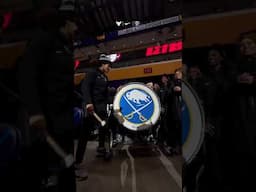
[183,35,256,192]
[73,67,184,166]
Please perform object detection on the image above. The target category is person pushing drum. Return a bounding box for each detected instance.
[80,54,112,156]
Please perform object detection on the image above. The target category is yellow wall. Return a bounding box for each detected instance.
[74,59,182,85]
[183,9,256,48]
[107,59,182,81]
[0,42,26,69]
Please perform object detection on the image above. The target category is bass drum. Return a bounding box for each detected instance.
[182,80,205,164]
[113,82,161,131]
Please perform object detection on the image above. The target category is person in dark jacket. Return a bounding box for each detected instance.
[158,71,182,156]
[169,69,182,155]
[234,35,256,191]
[157,74,173,155]
[187,65,207,104]
[200,46,235,192]
[17,3,78,192]
[80,54,112,155]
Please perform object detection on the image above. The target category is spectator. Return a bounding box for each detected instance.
[18,4,78,191]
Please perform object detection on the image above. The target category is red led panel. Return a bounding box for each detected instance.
[161,44,169,54]
[169,41,182,52]
[145,41,182,57]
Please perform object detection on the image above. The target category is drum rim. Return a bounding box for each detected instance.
[113,82,161,131]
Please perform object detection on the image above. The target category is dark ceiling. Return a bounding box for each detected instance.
[183,0,255,17]
[0,0,181,38]
[78,0,181,35]
[1,0,255,43]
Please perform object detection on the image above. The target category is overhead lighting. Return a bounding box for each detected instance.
[116,21,122,26]
[124,22,131,26]
[115,21,131,27]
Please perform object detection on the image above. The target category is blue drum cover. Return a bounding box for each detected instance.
[120,89,154,124]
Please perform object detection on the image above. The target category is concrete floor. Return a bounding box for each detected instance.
[76,141,183,192]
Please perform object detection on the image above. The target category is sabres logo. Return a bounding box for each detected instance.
[121,89,154,124]
[113,83,160,131]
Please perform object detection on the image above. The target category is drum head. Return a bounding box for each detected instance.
[113,82,161,131]
[182,80,205,164]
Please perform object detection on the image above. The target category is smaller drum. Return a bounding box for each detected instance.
[74,107,84,127]
[0,124,20,172]
[113,82,161,131]
[182,80,205,164]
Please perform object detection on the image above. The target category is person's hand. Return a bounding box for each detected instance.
[174,86,182,92]
[175,70,183,80]
[153,83,160,91]
[238,73,254,84]
[146,82,153,90]
[117,86,123,92]
[245,74,254,84]
[30,116,48,141]
[86,104,94,113]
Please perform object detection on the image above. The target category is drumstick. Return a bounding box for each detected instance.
[46,135,74,168]
[92,112,106,127]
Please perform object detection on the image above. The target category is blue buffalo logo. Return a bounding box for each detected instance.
[120,89,154,124]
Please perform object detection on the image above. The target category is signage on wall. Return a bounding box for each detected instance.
[145,41,182,57]
[144,68,152,74]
